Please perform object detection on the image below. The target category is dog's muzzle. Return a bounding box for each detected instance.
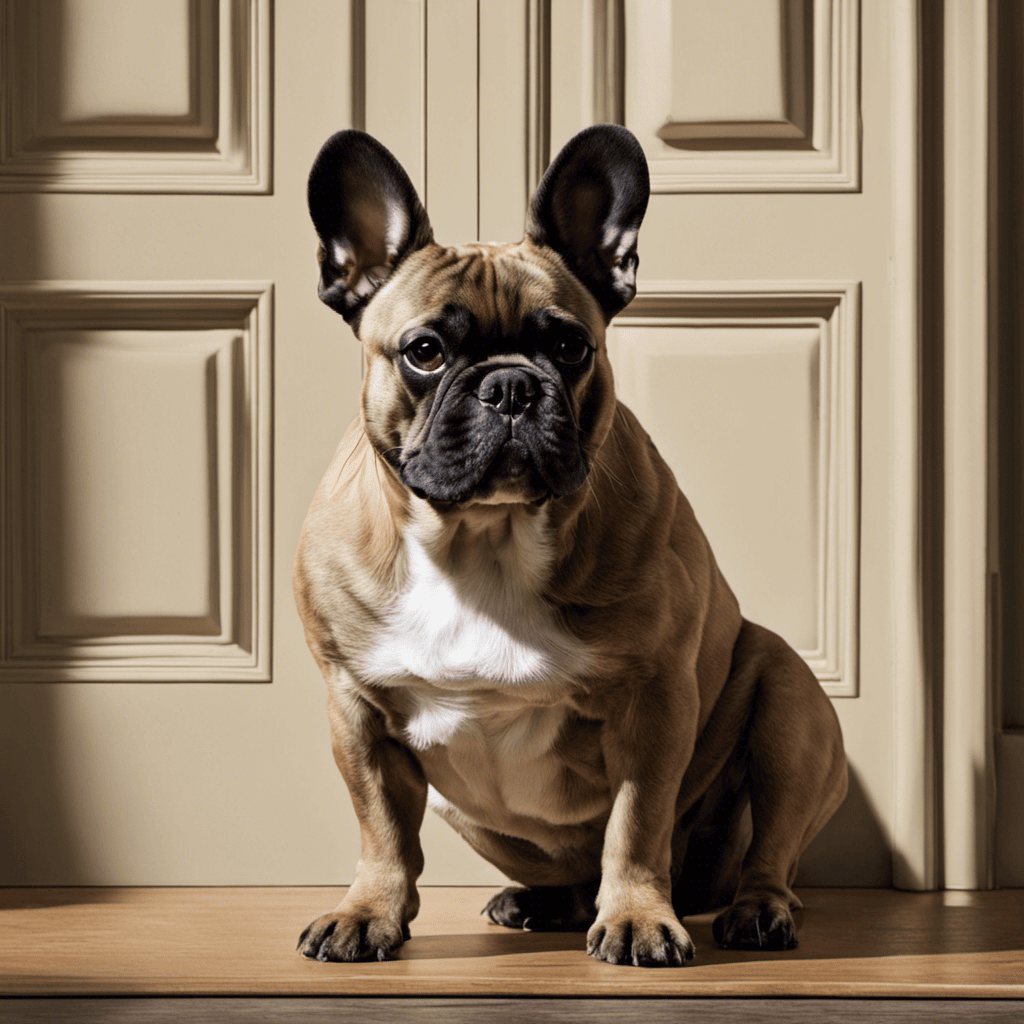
[399,359,589,506]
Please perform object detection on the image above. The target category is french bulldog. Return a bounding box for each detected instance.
[294,124,847,967]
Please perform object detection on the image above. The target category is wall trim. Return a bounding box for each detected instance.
[890,0,935,891]
[941,0,997,890]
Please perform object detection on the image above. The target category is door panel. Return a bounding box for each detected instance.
[598,0,888,885]
[2,284,270,682]
[624,0,859,191]
[1,0,268,192]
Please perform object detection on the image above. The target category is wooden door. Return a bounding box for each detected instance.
[0,0,939,889]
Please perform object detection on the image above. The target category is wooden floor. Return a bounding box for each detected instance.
[1,886,1022,1021]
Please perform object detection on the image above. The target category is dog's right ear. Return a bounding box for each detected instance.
[308,130,434,327]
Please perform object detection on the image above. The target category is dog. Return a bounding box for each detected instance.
[293,124,847,967]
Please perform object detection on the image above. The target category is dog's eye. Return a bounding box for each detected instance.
[553,335,592,367]
[402,335,445,372]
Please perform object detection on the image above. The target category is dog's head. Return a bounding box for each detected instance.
[307,125,649,507]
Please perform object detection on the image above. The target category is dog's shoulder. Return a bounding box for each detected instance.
[293,418,407,664]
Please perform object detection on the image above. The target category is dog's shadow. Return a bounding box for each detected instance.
[398,928,587,960]
[402,895,1023,964]
[398,909,800,964]
[400,915,796,965]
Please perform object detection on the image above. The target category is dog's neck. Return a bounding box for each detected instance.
[404,499,554,598]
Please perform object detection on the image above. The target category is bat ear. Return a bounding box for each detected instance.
[307,130,434,327]
[527,124,650,321]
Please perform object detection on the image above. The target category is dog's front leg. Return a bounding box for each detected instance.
[588,687,697,967]
[298,680,427,962]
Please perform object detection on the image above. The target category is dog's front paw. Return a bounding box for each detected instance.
[586,908,694,967]
[713,894,797,950]
[297,907,410,963]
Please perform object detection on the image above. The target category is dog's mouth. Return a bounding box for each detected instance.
[402,436,558,507]
[460,439,555,506]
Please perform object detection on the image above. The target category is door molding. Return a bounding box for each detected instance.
[890,0,936,892]
[939,0,998,891]
[896,0,1001,891]
[613,281,861,699]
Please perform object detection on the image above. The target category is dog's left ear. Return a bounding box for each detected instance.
[526,124,649,321]
[308,130,434,327]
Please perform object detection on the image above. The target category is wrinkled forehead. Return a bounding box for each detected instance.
[358,243,604,346]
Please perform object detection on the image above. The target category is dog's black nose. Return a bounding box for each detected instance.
[476,367,540,418]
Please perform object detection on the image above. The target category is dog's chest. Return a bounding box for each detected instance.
[360,521,591,690]
[356,516,597,824]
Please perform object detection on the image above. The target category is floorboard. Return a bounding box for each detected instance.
[3,998,1024,1024]
[1,887,1021,1020]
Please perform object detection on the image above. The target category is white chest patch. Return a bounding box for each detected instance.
[359,512,591,689]
[403,691,476,750]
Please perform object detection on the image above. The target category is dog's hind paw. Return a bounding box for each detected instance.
[483,884,596,932]
[712,895,798,950]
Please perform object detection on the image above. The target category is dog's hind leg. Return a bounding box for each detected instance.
[423,788,603,931]
[670,767,752,919]
[712,621,847,950]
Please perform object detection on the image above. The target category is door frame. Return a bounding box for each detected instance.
[881,0,1002,890]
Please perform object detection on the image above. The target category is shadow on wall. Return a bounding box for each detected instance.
[797,763,892,887]
[0,686,87,885]
[0,3,86,889]
[0,679,895,891]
